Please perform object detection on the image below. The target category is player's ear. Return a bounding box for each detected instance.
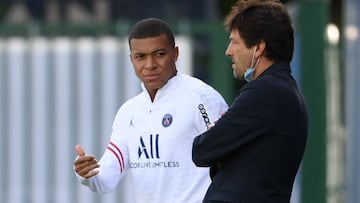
[174,46,179,61]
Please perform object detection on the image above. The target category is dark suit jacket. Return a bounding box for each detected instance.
[192,61,308,203]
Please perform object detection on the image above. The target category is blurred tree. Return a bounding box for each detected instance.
[0,1,11,20]
[218,0,237,18]
[218,0,294,18]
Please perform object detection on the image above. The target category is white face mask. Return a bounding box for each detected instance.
[244,47,260,82]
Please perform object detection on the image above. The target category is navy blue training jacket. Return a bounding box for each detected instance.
[192,61,308,203]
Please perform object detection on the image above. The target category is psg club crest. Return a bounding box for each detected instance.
[162,113,173,127]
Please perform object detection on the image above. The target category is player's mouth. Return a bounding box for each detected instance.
[144,73,161,81]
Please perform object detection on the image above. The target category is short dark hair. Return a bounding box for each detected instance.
[128,18,175,47]
[224,0,294,62]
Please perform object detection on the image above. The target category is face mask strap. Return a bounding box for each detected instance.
[244,47,261,82]
[254,55,261,69]
[250,47,256,69]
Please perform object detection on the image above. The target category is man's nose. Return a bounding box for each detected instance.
[145,55,156,69]
[225,46,232,57]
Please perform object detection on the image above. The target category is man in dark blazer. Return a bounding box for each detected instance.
[192,0,308,202]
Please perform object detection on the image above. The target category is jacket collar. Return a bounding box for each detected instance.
[257,60,291,79]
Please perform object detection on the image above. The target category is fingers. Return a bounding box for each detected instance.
[77,163,100,179]
[74,145,100,178]
[212,111,226,127]
[74,156,100,178]
[75,145,86,157]
[85,168,100,179]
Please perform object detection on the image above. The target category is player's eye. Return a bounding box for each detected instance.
[155,51,166,57]
[133,54,145,60]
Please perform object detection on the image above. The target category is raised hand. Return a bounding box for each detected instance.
[74,145,100,179]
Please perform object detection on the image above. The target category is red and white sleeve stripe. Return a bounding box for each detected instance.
[106,141,125,173]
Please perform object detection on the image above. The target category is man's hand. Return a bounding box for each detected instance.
[210,112,226,129]
[74,145,100,179]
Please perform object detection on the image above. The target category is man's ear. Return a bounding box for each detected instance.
[129,54,133,63]
[174,46,179,61]
[255,40,266,57]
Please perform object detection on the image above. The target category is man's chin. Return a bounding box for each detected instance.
[233,71,243,80]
